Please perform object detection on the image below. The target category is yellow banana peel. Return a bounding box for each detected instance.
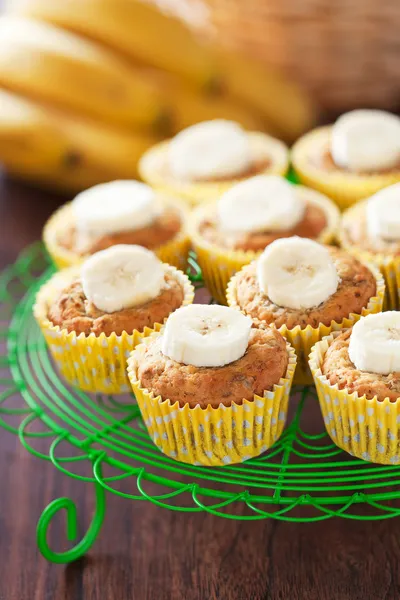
[0,88,160,192]
[0,15,169,133]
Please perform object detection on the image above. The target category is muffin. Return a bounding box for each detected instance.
[227,237,385,384]
[127,304,296,466]
[310,312,400,464]
[43,179,190,271]
[292,109,400,210]
[339,183,400,310]
[138,119,289,206]
[34,245,194,393]
[189,174,340,304]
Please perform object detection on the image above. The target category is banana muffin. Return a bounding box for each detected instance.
[292,109,400,209]
[34,245,194,393]
[339,184,400,309]
[197,178,338,252]
[189,175,339,303]
[321,328,400,403]
[48,272,184,337]
[132,324,288,408]
[227,237,384,384]
[139,119,289,205]
[310,312,400,464]
[59,206,181,256]
[128,304,296,465]
[43,179,189,270]
[231,246,377,329]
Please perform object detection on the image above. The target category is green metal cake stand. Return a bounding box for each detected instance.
[2,243,400,565]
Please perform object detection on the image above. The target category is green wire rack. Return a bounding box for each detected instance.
[2,243,400,565]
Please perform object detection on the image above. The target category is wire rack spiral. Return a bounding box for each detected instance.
[2,243,400,564]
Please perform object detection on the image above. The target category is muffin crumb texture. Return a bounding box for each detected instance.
[48,272,184,336]
[322,329,400,403]
[234,247,376,329]
[133,327,288,408]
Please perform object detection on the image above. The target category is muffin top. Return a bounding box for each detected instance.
[139,120,289,185]
[131,304,289,407]
[195,176,336,252]
[55,180,183,256]
[47,245,186,336]
[59,205,181,256]
[230,238,377,329]
[296,110,400,176]
[322,313,400,402]
[341,183,400,256]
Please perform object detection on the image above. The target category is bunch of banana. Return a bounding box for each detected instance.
[0,0,315,193]
[10,0,315,140]
[0,15,167,132]
[0,88,159,192]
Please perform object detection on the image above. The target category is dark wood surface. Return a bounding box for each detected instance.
[1,173,400,600]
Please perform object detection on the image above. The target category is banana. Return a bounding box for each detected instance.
[213,48,316,142]
[0,87,69,173]
[8,0,216,88]
[81,244,165,313]
[257,237,339,310]
[73,180,160,251]
[0,88,159,192]
[217,175,305,233]
[348,312,400,375]
[366,183,400,240]
[169,120,251,180]
[0,15,168,132]
[144,69,265,134]
[10,0,315,140]
[161,304,252,367]
[331,110,400,171]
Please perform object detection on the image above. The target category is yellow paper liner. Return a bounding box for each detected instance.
[310,331,400,465]
[43,197,191,272]
[33,265,194,394]
[227,261,385,385]
[292,126,400,211]
[189,186,340,305]
[339,202,400,310]
[138,132,289,206]
[127,338,297,466]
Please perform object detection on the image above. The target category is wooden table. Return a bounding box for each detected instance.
[1,173,400,600]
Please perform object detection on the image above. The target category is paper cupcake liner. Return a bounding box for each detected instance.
[33,265,194,394]
[189,187,340,305]
[138,133,289,207]
[310,331,400,465]
[292,127,400,211]
[338,207,400,310]
[227,262,385,385]
[127,339,297,466]
[43,200,191,271]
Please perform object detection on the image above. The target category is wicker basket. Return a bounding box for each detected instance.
[172,0,400,113]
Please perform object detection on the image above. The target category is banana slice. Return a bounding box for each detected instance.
[161,304,252,367]
[331,110,400,171]
[73,180,160,251]
[257,237,339,310]
[81,244,165,313]
[168,119,251,181]
[366,182,400,240]
[217,175,305,233]
[349,312,400,374]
